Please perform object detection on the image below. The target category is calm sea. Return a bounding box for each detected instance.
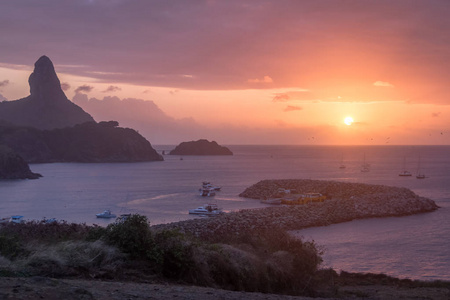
[0,145,449,281]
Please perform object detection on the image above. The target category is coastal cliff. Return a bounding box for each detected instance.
[0,121,163,163]
[153,179,438,238]
[0,145,41,179]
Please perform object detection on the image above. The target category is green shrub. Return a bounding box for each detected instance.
[0,234,26,259]
[104,214,156,259]
[85,225,107,242]
[0,221,93,244]
[153,229,194,279]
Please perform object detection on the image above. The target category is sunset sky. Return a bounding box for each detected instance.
[1,0,450,145]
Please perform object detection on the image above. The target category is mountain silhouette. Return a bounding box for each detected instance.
[0,56,94,129]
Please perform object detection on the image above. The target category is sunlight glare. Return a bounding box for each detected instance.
[344,116,354,126]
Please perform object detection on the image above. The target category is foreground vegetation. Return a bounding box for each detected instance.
[0,215,323,296]
[0,215,448,298]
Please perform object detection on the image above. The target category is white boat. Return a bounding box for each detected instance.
[261,198,282,205]
[399,170,412,177]
[399,157,412,176]
[416,155,426,179]
[43,217,57,224]
[189,204,223,216]
[361,153,370,172]
[201,181,221,191]
[96,210,117,218]
[200,188,216,197]
[115,213,131,222]
[339,154,346,169]
[10,215,24,224]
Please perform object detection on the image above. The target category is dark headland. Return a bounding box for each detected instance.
[0,56,162,165]
[0,145,41,179]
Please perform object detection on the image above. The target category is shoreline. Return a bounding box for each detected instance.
[152,179,439,239]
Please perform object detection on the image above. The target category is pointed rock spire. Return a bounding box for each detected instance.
[0,56,95,129]
[28,55,67,102]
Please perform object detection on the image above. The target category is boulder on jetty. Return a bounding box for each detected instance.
[169,139,233,155]
[152,179,438,240]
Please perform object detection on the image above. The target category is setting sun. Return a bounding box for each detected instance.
[344,116,354,126]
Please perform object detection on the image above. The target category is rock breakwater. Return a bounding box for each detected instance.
[152,179,438,239]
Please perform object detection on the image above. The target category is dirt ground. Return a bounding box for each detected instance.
[0,276,449,300]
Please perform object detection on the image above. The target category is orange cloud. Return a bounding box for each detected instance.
[247,76,273,84]
[284,105,302,112]
[273,91,315,102]
[373,81,394,87]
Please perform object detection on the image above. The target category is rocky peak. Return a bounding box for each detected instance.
[28,55,67,102]
[0,56,95,129]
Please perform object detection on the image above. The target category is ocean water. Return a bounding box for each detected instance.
[0,145,449,281]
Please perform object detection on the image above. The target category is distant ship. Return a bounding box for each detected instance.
[399,157,412,177]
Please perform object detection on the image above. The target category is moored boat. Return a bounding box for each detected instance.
[10,215,24,224]
[96,210,117,218]
[261,198,282,205]
[281,192,326,205]
[399,170,412,177]
[416,155,426,179]
[115,213,131,222]
[201,181,221,191]
[399,157,412,176]
[189,204,223,216]
[200,188,216,197]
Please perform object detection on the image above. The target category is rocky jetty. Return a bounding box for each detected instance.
[0,56,94,129]
[169,139,233,155]
[0,121,163,163]
[152,179,438,239]
[0,145,41,179]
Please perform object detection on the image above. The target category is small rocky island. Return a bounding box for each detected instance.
[169,139,233,155]
[153,179,438,238]
[0,146,41,179]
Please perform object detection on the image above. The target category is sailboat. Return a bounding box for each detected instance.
[398,157,412,177]
[361,153,370,172]
[416,155,426,179]
[339,154,346,169]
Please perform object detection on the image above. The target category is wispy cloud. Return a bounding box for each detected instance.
[247,76,273,84]
[373,81,394,87]
[0,80,9,88]
[273,93,290,102]
[284,105,302,112]
[102,85,122,93]
[61,82,70,91]
[432,112,441,117]
[273,91,314,102]
[74,85,94,94]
